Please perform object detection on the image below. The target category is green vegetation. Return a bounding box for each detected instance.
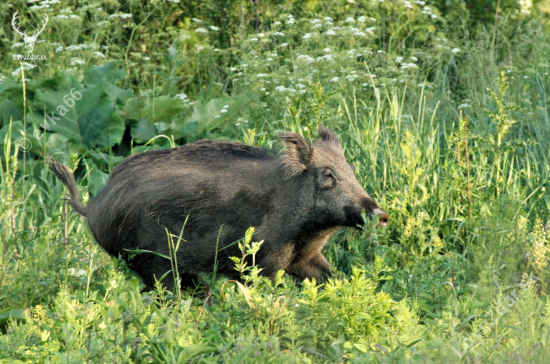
[1,0,550,362]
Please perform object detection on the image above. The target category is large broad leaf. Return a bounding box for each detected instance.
[83,62,126,87]
[184,94,255,134]
[131,118,157,143]
[30,76,125,149]
[83,63,133,106]
[0,78,20,96]
[141,95,184,123]
[84,158,109,196]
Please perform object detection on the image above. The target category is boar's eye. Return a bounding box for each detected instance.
[324,169,335,180]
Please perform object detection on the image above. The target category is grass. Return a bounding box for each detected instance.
[1,0,550,362]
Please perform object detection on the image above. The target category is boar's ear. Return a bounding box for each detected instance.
[318,126,341,147]
[279,132,312,179]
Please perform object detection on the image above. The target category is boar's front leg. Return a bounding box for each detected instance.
[286,252,333,284]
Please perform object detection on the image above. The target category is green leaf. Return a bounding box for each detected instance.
[131,119,157,143]
[0,308,25,328]
[32,82,124,148]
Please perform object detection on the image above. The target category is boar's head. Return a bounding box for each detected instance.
[280,126,388,229]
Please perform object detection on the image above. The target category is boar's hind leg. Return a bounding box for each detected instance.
[134,255,199,291]
[286,253,333,284]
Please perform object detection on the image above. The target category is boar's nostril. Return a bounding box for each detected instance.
[377,213,389,228]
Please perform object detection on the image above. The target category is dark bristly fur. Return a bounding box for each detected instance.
[48,127,388,289]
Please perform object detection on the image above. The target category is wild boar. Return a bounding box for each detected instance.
[48,127,388,289]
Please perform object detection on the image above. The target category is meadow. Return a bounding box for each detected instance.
[1,0,550,362]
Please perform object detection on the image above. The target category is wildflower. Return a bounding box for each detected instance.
[395,56,403,63]
[410,56,418,62]
[324,16,333,21]
[366,27,376,34]
[370,17,377,21]
[404,1,413,8]
[273,32,284,36]
[323,48,331,52]
[175,94,189,101]
[250,38,258,41]
[451,48,460,54]
[195,28,208,34]
[257,33,265,37]
[280,43,288,47]
[55,46,64,52]
[209,25,219,31]
[358,16,366,22]
[310,19,321,24]
[303,33,312,39]
[274,21,281,25]
[326,29,336,35]
[345,17,354,23]
[354,32,366,37]
[330,77,339,82]
[457,104,471,109]
[313,24,322,28]
[257,73,268,78]
[286,19,295,25]
[431,14,437,19]
[70,58,85,65]
[29,4,50,10]
[94,51,105,58]
[192,18,202,23]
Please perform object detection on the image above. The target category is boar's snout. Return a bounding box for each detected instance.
[344,196,389,229]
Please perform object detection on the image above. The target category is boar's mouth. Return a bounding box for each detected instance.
[343,206,389,229]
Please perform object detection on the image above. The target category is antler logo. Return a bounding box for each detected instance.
[12,11,48,54]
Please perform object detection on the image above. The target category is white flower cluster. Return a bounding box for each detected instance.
[401,63,418,70]
[109,13,132,19]
[421,5,437,18]
[70,58,85,65]
[11,63,37,76]
[175,93,190,102]
[275,85,298,93]
[296,54,315,63]
[68,268,87,278]
[346,71,359,82]
[56,14,81,20]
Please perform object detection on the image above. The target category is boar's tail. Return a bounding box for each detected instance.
[47,157,87,216]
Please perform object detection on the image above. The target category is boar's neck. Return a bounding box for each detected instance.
[273,171,341,251]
